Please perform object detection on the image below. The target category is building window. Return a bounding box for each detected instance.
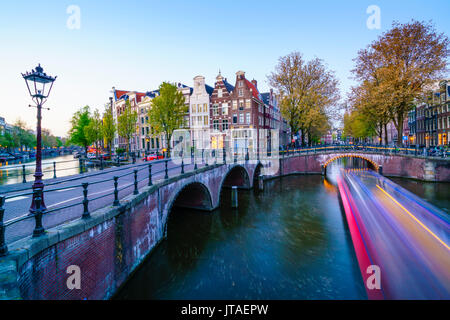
[218,89,223,98]
[246,99,251,108]
[239,81,243,87]
[239,89,244,97]
[213,120,220,131]
[233,114,237,124]
[223,119,229,130]
[142,128,145,135]
[204,103,208,112]
[204,116,208,126]
[239,113,244,124]
[212,104,219,116]
[232,100,237,110]
[246,113,250,124]
[222,103,228,115]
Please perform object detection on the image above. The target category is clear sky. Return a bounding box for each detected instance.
[0,0,449,137]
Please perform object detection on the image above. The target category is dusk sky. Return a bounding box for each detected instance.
[1,0,449,137]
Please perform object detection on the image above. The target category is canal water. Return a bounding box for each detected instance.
[0,154,96,186]
[114,158,448,300]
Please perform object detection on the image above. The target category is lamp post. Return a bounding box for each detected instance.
[22,64,57,214]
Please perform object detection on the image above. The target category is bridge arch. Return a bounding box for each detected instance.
[217,164,251,205]
[252,162,264,187]
[163,181,214,237]
[322,154,379,173]
[168,181,213,212]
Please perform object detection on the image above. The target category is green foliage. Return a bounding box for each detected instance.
[84,109,103,155]
[148,82,187,154]
[117,100,138,155]
[68,106,93,152]
[102,105,116,154]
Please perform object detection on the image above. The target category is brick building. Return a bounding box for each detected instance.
[209,71,235,150]
[228,70,266,155]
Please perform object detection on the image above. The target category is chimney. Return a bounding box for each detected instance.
[251,79,257,88]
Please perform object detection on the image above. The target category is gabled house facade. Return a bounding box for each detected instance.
[189,76,214,149]
[210,71,235,150]
[229,70,265,154]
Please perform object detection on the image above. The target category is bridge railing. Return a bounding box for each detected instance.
[0,155,141,185]
[0,147,245,256]
[278,144,449,158]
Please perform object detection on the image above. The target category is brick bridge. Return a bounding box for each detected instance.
[0,151,449,300]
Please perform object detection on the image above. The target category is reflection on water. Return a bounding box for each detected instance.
[0,155,96,186]
[389,177,450,213]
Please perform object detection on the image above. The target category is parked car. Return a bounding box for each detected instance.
[142,153,164,161]
[101,153,111,160]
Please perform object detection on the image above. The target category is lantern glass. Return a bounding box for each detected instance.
[22,64,56,102]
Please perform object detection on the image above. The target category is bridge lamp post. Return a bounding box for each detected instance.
[22,64,57,214]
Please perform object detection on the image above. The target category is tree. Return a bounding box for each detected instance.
[117,100,138,157]
[148,82,187,156]
[84,109,103,158]
[68,106,93,155]
[268,52,340,146]
[352,20,449,146]
[102,105,116,157]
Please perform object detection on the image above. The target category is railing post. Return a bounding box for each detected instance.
[113,176,120,206]
[181,157,185,174]
[0,196,7,256]
[133,170,139,195]
[194,150,198,170]
[82,182,90,219]
[223,147,226,165]
[32,188,45,237]
[22,165,26,183]
[202,149,204,163]
[164,159,169,179]
[79,158,83,174]
[100,157,104,170]
[148,163,153,186]
[53,161,57,179]
[117,155,120,167]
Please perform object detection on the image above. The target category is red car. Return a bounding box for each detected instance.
[142,153,164,161]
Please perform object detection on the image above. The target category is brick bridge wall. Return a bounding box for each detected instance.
[279,152,450,182]
[0,163,260,300]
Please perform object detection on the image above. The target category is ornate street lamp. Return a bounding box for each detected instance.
[22,64,57,214]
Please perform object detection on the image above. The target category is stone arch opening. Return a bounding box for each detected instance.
[323,155,378,174]
[218,165,251,206]
[222,165,251,189]
[253,163,264,190]
[170,182,213,212]
[165,182,213,267]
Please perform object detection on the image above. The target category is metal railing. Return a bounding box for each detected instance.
[0,148,234,256]
[278,144,449,158]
